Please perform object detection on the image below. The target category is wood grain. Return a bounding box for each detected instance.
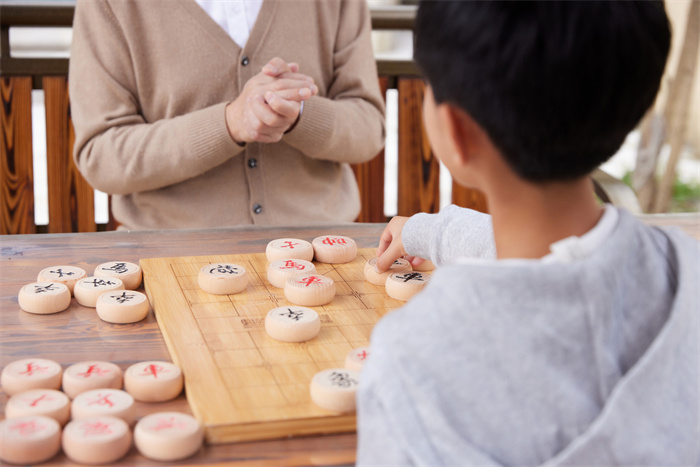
[44,76,96,233]
[397,78,440,216]
[141,248,400,444]
[0,224,384,466]
[352,76,388,223]
[1,76,35,234]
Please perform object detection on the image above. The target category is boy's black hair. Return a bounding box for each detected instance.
[414,1,671,182]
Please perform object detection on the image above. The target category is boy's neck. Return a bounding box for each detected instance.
[487,175,604,260]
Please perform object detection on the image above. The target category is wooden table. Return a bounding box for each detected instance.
[1,214,697,465]
[1,223,385,466]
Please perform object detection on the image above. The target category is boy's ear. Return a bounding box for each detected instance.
[436,103,477,167]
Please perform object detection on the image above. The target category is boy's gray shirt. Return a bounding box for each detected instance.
[357,206,699,466]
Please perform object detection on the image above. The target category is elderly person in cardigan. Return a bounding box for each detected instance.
[69,0,385,230]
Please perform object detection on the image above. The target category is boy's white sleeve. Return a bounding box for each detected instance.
[402,205,496,265]
[356,387,413,466]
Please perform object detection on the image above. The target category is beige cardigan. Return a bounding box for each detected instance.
[69,0,385,230]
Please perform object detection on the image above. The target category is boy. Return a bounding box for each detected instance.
[357,1,699,465]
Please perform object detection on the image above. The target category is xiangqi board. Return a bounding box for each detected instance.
[140,248,406,444]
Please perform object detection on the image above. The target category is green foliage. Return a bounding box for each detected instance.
[621,171,700,212]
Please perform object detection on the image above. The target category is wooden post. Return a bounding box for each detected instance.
[1,77,35,234]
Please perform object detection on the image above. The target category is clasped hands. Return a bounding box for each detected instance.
[226,57,318,144]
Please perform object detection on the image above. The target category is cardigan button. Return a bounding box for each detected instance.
[241,56,250,66]
[247,158,257,168]
[253,204,263,215]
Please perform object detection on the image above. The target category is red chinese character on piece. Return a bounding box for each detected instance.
[356,350,369,361]
[299,276,322,287]
[19,362,48,377]
[322,237,346,246]
[281,241,299,249]
[151,416,187,432]
[26,394,54,407]
[88,393,114,407]
[140,364,169,379]
[10,420,45,436]
[77,364,110,378]
[281,260,305,270]
[82,421,113,436]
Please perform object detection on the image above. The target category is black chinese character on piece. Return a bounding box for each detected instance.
[110,292,133,304]
[50,268,74,278]
[283,308,304,321]
[87,279,116,288]
[396,272,424,283]
[34,284,57,293]
[102,263,128,274]
[329,371,358,388]
[210,265,239,274]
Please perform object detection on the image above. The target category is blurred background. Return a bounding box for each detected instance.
[2,0,698,229]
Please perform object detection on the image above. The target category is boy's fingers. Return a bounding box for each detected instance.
[376,240,405,272]
[288,62,299,73]
[251,96,289,129]
[265,86,317,102]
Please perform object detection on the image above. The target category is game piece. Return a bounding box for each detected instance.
[363,257,412,286]
[18,281,71,315]
[198,263,248,295]
[265,306,321,342]
[94,261,143,290]
[5,389,71,426]
[134,412,204,461]
[1,358,63,396]
[96,290,150,324]
[124,361,183,402]
[267,259,316,288]
[385,271,431,302]
[0,415,61,465]
[62,361,123,399]
[312,235,357,263]
[345,347,370,371]
[74,277,125,308]
[284,273,336,306]
[62,415,131,465]
[265,238,314,262]
[37,265,86,295]
[413,258,436,271]
[310,368,360,413]
[71,389,135,425]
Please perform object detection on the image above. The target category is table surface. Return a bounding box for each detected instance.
[1,214,697,466]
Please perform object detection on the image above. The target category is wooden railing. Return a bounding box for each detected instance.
[2,2,634,234]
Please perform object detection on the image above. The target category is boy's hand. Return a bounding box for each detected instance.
[225,57,318,144]
[375,216,426,272]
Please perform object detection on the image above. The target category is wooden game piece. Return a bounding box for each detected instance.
[74,277,125,308]
[94,261,143,290]
[364,257,412,286]
[62,361,123,399]
[265,238,314,262]
[1,358,63,396]
[310,368,360,413]
[62,415,132,465]
[284,273,336,306]
[312,235,357,263]
[344,347,370,371]
[385,271,431,302]
[36,266,86,295]
[96,290,149,324]
[5,389,71,426]
[265,306,321,342]
[267,259,316,288]
[124,361,183,402]
[198,263,248,295]
[413,258,436,271]
[134,412,204,461]
[71,389,135,425]
[0,415,61,465]
[18,281,71,315]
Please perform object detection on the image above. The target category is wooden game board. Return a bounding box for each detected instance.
[140,248,405,444]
